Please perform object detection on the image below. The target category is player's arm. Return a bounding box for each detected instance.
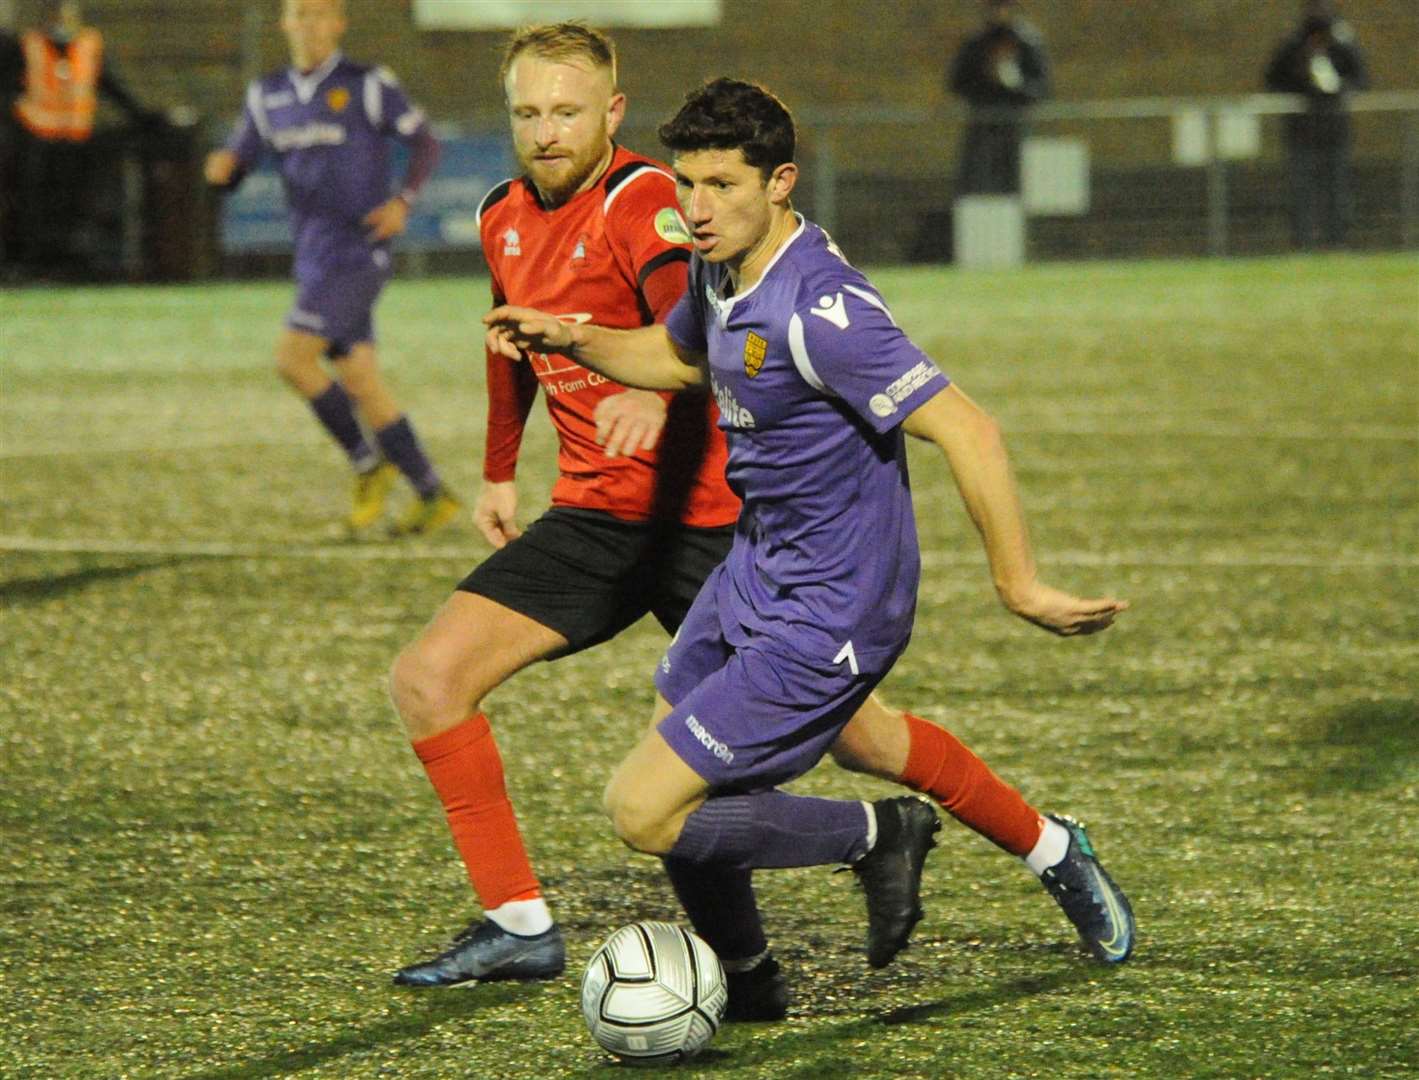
[903,385,1127,636]
[484,308,706,392]
[205,85,266,189]
[364,69,441,241]
[478,282,537,548]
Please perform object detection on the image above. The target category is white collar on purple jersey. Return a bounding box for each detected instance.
[288,50,343,105]
[710,213,807,320]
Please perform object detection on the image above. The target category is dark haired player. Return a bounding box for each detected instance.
[487,76,1137,999]
[205,0,459,535]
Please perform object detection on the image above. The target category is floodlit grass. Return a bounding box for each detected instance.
[2,253,1416,1079]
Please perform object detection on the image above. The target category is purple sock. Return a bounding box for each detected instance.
[662,858,766,964]
[668,791,870,870]
[374,415,441,498]
[308,383,376,470]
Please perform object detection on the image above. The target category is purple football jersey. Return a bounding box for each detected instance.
[227,52,429,278]
[664,218,949,672]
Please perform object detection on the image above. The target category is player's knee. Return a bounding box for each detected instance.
[388,643,473,739]
[603,781,673,855]
[830,698,908,777]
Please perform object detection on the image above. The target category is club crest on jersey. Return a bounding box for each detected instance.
[744,332,768,378]
[502,228,521,256]
[325,87,350,113]
[570,234,588,267]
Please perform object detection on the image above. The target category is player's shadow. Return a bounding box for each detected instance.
[0,556,197,606]
[182,983,551,1080]
[685,965,1097,1074]
[1302,698,1417,794]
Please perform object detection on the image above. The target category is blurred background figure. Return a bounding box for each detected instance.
[1265,0,1368,249]
[948,0,1050,197]
[9,0,158,275]
[0,0,22,271]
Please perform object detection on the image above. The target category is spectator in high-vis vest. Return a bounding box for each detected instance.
[11,0,154,273]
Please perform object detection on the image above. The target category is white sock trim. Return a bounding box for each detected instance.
[485,897,553,937]
[1025,817,1071,877]
[862,800,878,853]
[721,949,769,975]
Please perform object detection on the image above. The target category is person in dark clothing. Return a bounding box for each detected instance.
[1264,0,1368,249]
[948,0,1050,197]
[0,25,23,267]
[10,1,157,274]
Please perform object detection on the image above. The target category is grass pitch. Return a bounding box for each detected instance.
[2,253,1416,1079]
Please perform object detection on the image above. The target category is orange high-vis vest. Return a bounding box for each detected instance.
[15,28,103,142]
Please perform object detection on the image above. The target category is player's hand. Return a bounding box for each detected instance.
[1001,580,1129,637]
[594,390,667,458]
[204,149,237,187]
[473,480,521,549]
[484,306,575,361]
[364,196,410,241]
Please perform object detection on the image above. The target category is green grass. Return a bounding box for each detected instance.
[2,253,1417,1079]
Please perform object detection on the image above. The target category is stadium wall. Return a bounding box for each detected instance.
[12,0,1417,272]
[54,0,1419,143]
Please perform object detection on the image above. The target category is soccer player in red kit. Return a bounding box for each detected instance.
[388,24,1132,1009]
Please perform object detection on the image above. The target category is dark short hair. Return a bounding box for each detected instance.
[657,77,795,179]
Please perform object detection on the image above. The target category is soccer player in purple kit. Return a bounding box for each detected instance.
[205,0,460,536]
[488,78,1136,983]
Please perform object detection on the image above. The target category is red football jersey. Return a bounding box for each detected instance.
[478,146,738,527]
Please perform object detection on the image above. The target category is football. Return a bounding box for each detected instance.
[580,921,728,1066]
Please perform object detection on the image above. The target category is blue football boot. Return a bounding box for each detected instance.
[1039,813,1135,964]
[393,919,565,987]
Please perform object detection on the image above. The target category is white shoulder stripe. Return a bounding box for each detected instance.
[475,178,515,231]
[604,165,675,215]
[787,313,832,395]
[364,71,382,127]
[246,81,271,141]
[842,283,896,325]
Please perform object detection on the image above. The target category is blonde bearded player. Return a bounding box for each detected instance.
[389,25,1132,1014]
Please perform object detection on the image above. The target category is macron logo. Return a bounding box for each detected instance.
[685,715,734,764]
[809,292,850,330]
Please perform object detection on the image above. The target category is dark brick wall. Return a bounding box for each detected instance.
[36,0,1419,129]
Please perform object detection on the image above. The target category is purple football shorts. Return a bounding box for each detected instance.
[285,262,389,358]
[654,564,900,791]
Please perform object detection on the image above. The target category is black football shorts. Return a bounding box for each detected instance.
[457,507,735,655]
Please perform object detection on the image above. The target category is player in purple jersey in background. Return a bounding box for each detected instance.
[487,78,1136,992]
[205,0,460,536]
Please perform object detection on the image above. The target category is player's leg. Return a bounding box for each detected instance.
[319,257,459,536]
[276,325,371,454]
[388,590,568,987]
[390,510,659,986]
[831,695,1134,963]
[334,341,460,534]
[645,539,787,1018]
[610,635,941,969]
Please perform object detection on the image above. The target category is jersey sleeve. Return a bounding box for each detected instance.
[604,170,693,323]
[226,81,269,172]
[663,257,708,354]
[787,282,949,434]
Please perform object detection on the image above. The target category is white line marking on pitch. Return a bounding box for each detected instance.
[1,536,1414,570]
[0,424,1413,460]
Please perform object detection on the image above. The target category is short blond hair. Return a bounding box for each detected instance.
[499,21,617,87]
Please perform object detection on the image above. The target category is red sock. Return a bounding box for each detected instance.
[899,713,1043,857]
[413,712,541,908]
